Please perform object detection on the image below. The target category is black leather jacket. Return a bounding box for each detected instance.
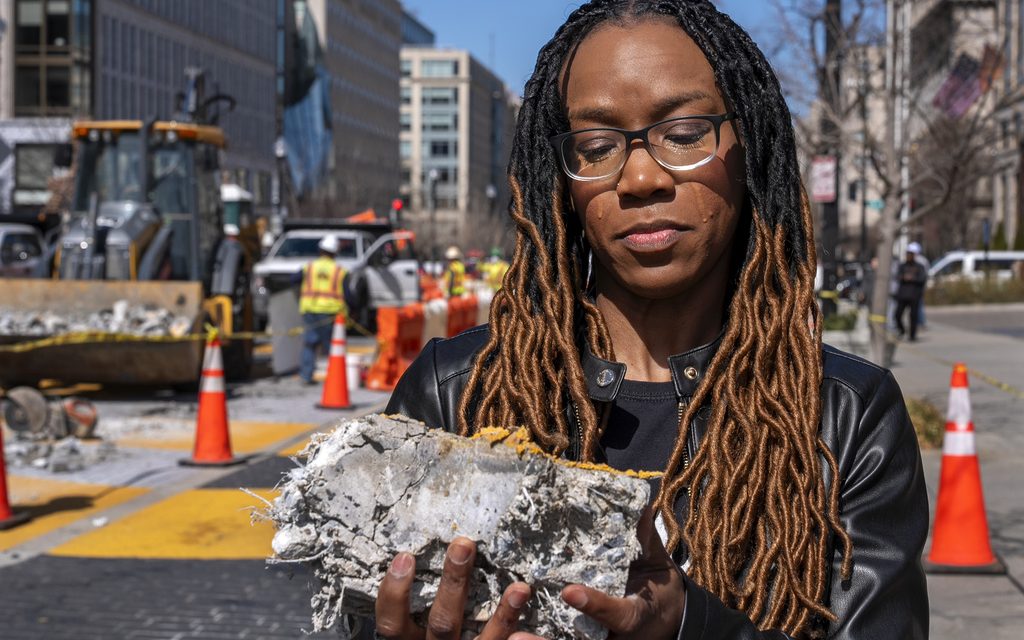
[385,326,930,639]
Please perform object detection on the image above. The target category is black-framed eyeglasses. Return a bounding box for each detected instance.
[550,113,737,182]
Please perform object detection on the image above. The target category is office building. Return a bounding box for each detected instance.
[296,0,402,218]
[0,0,279,223]
[399,44,518,254]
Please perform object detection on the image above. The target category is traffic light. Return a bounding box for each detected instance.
[390,198,404,226]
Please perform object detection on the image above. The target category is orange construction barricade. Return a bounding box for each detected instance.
[446,295,478,337]
[366,303,425,391]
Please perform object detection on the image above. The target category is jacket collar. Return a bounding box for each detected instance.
[581,330,726,402]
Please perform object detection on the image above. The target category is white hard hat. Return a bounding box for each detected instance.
[907,241,922,254]
[445,246,462,260]
[319,234,340,254]
[223,223,240,236]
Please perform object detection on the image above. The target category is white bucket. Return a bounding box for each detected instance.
[346,354,364,393]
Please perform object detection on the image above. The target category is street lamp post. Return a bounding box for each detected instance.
[427,168,439,265]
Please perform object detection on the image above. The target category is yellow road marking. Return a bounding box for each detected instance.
[50,488,279,559]
[277,430,328,457]
[116,421,315,453]
[0,476,148,551]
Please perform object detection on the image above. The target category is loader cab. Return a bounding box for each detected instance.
[65,121,224,283]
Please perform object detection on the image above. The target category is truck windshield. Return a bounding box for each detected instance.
[273,236,358,259]
[72,132,192,213]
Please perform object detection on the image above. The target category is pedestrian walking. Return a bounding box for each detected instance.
[894,243,929,342]
[380,2,928,638]
[297,235,347,384]
[442,245,466,297]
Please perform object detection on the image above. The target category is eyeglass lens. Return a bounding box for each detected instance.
[560,118,718,180]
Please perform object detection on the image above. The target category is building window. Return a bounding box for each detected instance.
[421,59,458,77]
[424,166,456,185]
[400,112,412,132]
[422,87,456,105]
[429,140,457,157]
[422,112,457,132]
[14,145,59,190]
[400,140,412,159]
[400,58,413,77]
[401,86,411,105]
[13,0,92,116]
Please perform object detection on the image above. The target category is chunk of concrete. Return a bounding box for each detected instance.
[267,414,651,639]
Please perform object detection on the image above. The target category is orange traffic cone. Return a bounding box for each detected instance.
[0,426,31,530]
[180,334,248,467]
[924,363,1004,573]
[317,313,351,409]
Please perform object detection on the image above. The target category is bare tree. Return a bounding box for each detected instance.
[766,0,1015,364]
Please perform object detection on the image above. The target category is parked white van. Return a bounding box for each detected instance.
[928,250,1024,281]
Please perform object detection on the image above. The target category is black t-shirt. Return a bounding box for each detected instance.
[601,378,680,473]
[600,378,691,564]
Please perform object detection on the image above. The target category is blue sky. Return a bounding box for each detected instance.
[401,1,779,95]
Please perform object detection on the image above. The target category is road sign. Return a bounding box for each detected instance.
[811,156,837,203]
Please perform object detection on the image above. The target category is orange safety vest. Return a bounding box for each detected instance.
[299,256,347,315]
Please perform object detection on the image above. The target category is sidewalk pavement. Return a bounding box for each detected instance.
[883,305,1024,639]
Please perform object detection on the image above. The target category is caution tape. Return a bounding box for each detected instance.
[818,290,840,300]
[0,315,378,353]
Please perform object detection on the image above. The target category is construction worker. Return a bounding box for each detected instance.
[481,246,510,291]
[298,235,347,384]
[443,245,466,297]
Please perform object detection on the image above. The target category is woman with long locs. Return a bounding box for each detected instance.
[381,1,929,638]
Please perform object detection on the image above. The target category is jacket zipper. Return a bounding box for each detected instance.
[570,402,583,461]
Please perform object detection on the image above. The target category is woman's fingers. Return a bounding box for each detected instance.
[561,584,649,635]
[375,552,423,640]
[425,537,477,640]
[478,582,532,640]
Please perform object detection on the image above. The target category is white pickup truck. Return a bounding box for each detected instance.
[252,225,420,330]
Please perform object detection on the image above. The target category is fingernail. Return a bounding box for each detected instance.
[389,553,413,578]
[563,589,588,609]
[508,589,529,609]
[449,541,473,565]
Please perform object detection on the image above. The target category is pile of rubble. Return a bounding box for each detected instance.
[267,414,651,639]
[3,437,118,473]
[2,388,116,473]
[0,300,193,337]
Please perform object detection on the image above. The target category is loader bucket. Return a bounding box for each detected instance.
[0,280,204,386]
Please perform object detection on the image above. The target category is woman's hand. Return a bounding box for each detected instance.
[510,507,686,640]
[375,536,533,640]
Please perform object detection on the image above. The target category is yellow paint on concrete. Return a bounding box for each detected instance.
[0,476,148,551]
[51,488,279,559]
[116,421,314,453]
[276,429,330,457]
